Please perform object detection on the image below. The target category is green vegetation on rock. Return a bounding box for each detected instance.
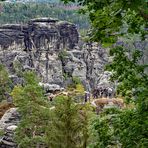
[0,0,148,147]
[11,72,51,147]
[0,64,12,102]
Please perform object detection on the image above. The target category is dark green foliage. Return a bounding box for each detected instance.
[62,0,148,147]
[11,72,51,148]
[13,60,23,77]
[0,64,12,102]
[0,2,89,32]
[58,50,71,80]
[58,50,68,60]
[72,76,81,85]
[46,95,80,148]
[89,104,148,147]
[89,116,114,147]
[67,76,82,90]
[46,94,91,148]
[106,45,148,103]
[62,0,148,43]
[105,45,148,147]
[88,108,121,148]
[113,109,148,148]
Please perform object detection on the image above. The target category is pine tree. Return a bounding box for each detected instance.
[0,63,12,102]
[79,104,93,148]
[11,71,51,148]
[46,93,91,148]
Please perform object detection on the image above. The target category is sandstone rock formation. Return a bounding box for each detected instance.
[0,108,20,148]
[0,18,109,91]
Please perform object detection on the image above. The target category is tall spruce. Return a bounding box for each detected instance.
[46,94,91,148]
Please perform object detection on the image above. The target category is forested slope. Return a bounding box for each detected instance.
[0,2,89,34]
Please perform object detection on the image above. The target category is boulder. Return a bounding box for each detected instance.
[39,82,64,92]
[0,108,19,129]
[0,108,20,148]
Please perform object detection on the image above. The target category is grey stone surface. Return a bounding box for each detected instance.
[0,108,19,129]
[0,108,20,148]
[97,71,113,87]
[0,18,109,91]
[39,82,64,91]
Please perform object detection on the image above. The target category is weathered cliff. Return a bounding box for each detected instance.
[0,18,113,148]
[0,18,109,90]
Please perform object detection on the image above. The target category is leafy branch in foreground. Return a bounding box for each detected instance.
[62,0,147,43]
[61,1,148,147]
[104,42,148,147]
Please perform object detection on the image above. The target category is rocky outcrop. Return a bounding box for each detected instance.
[0,18,109,90]
[0,108,20,148]
[91,98,124,114]
[97,71,113,89]
[61,42,109,88]
[39,82,64,92]
[0,17,78,50]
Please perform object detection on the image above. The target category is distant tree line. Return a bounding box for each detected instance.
[0,2,90,34]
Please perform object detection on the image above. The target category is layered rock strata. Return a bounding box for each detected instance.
[0,18,109,90]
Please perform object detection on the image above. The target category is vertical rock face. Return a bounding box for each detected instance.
[0,17,109,90]
[0,18,79,51]
[0,24,25,50]
[82,42,109,88]
[61,42,109,89]
[0,18,79,85]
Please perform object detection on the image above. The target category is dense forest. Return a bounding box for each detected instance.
[0,2,90,35]
[0,0,148,148]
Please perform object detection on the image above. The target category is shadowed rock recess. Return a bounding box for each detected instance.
[0,17,110,90]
